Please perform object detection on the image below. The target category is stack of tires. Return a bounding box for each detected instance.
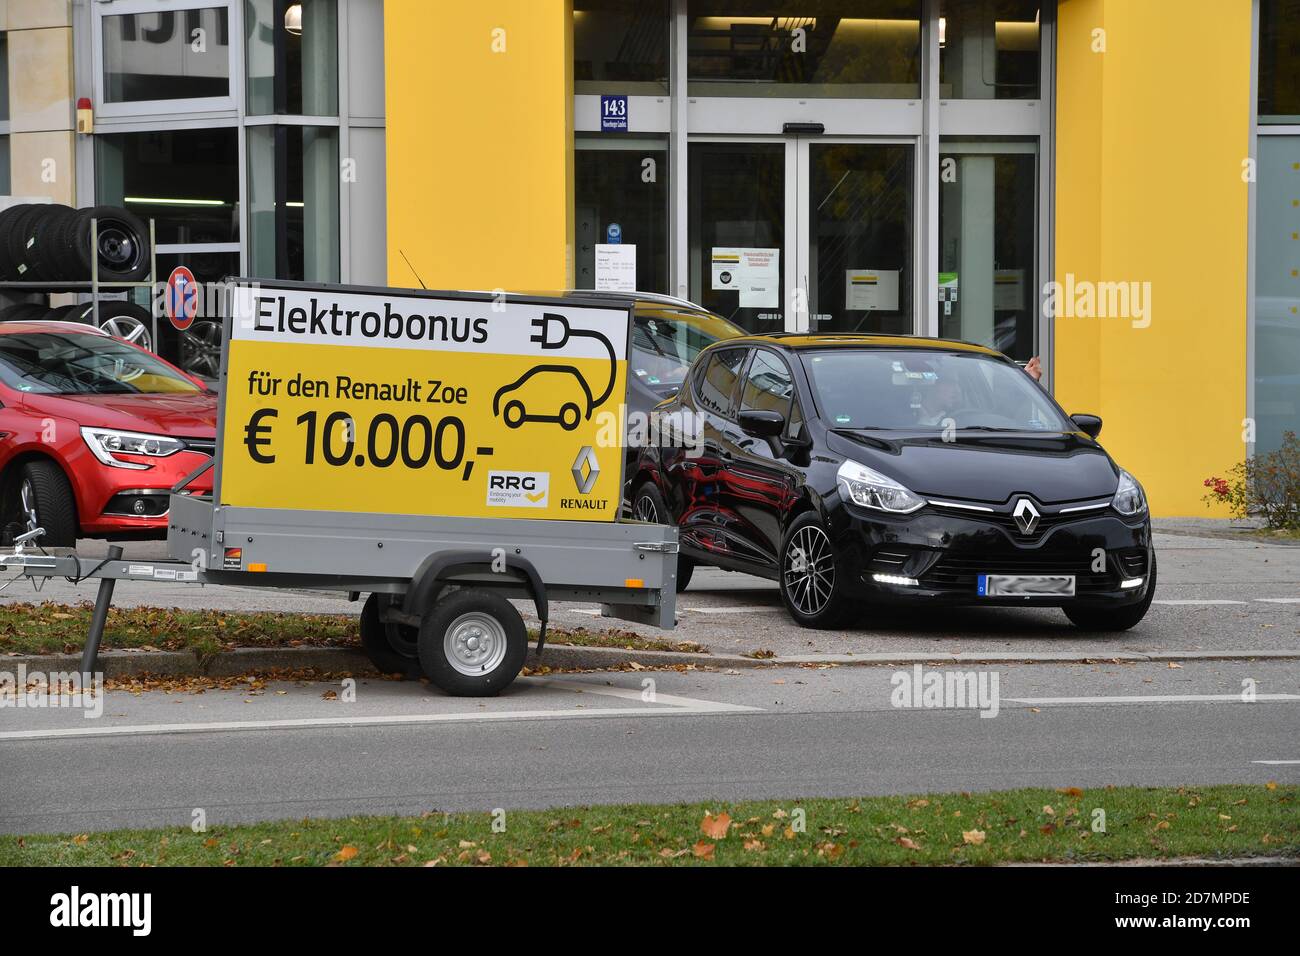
[0,204,151,282]
[0,203,155,351]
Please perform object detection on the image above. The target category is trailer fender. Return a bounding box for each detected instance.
[401,550,550,655]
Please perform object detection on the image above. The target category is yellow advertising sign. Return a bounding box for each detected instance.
[218,285,631,521]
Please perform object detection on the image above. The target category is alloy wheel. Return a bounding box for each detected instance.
[99,314,152,351]
[634,494,658,523]
[784,524,835,616]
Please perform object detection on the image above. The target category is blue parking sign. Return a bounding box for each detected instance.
[600,94,628,132]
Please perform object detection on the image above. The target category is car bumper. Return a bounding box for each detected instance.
[826,502,1154,609]
[74,450,213,538]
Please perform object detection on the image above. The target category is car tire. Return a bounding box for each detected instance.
[503,400,525,428]
[26,205,76,281]
[16,460,79,548]
[779,511,852,629]
[631,482,694,592]
[95,301,154,352]
[417,589,527,697]
[7,205,48,280]
[0,303,53,323]
[359,593,423,679]
[0,204,34,278]
[1064,553,1158,632]
[64,206,151,283]
[559,402,581,430]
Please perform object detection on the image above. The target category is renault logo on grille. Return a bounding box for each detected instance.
[1012,497,1041,535]
[571,446,599,494]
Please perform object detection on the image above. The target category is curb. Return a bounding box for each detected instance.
[4,643,1300,679]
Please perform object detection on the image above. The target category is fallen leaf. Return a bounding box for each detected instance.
[962,829,986,846]
[1266,781,1278,791]
[1167,662,1182,669]
[1057,787,1084,798]
[743,839,765,851]
[701,812,732,840]
[1042,805,1055,816]
[691,841,715,860]
[761,823,775,837]
[897,837,921,850]
[333,845,358,862]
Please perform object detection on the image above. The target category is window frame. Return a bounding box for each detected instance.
[693,345,749,419]
[739,345,803,439]
[92,0,239,119]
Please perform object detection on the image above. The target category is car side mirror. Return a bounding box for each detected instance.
[1071,414,1103,439]
[738,409,786,439]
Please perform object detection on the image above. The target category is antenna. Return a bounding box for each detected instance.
[399,249,428,290]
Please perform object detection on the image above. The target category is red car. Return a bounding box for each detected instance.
[0,320,216,547]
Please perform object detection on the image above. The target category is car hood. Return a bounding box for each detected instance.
[22,392,218,437]
[827,429,1122,505]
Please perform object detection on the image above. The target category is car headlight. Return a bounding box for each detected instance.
[1111,469,1147,516]
[81,427,186,470]
[836,460,925,514]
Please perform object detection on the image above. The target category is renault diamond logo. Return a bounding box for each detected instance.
[1012,497,1041,535]
[571,446,600,494]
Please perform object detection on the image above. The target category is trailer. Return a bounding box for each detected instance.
[0,281,681,696]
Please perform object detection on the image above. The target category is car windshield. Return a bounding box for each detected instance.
[0,332,201,396]
[631,308,742,389]
[802,348,1073,433]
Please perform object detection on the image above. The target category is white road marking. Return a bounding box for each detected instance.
[1005,694,1300,706]
[0,678,760,742]
[1153,600,1247,606]
[1251,760,1300,765]
[1255,598,1300,604]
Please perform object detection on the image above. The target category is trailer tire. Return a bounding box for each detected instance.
[359,593,423,679]
[418,590,527,697]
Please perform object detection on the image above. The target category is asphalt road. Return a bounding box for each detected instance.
[2,659,1296,834]
[5,525,1297,659]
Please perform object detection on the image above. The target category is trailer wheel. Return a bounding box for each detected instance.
[418,590,527,697]
[359,593,423,679]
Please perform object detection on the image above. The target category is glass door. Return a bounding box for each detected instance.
[688,138,916,335]
[688,141,788,332]
[800,141,915,334]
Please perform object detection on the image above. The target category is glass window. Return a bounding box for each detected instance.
[95,129,239,245]
[631,307,744,391]
[574,0,670,95]
[939,0,1040,100]
[938,141,1037,360]
[1260,0,1300,121]
[0,331,201,396]
[696,348,747,415]
[740,349,796,423]
[153,251,237,379]
[247,0,339,116]
[248,126,340,282]
[803,349,1068,431]
[687,1,921,98]
[1254,136,1300,457]
[808,143,914,335]
[576,145,669,294]
[102,7,231,104]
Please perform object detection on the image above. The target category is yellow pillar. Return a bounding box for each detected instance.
[384,0,574,292]
[1054,0,1253,516]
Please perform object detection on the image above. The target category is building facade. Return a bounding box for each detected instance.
[0,0,1296,516]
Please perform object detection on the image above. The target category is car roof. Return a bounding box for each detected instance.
[0,320,111,336]
[707,332,1005,358]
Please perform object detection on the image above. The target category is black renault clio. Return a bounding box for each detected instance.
[630,334,1155,631]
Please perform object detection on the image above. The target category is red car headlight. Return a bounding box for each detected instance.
[80,427,186,470]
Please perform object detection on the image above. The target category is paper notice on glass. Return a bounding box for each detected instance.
[711,246,780,307]
[994,268,1024,311]
[845,269,899,311]
[594,243,637,292]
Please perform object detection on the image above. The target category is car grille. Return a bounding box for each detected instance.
[183,438,216,456]
[927,499,1112,540]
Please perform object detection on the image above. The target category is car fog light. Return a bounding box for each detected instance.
[873,573,920,587]
[1120,577,1144,589]
[132,499,147,515]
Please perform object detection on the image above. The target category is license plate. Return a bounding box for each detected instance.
[978,574,1076,597]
